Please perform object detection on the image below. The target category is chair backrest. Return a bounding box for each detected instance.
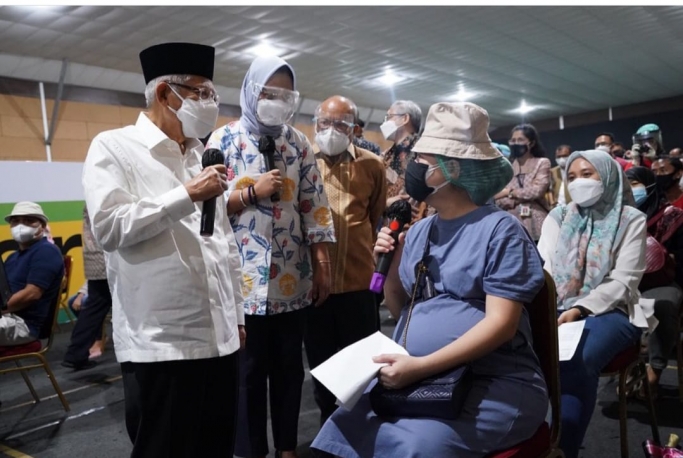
[40,256,69,345]
[60,255,72,300]
[528,270,562,447]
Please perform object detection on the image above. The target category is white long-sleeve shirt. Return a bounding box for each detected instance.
[538,212,656,331]
[82,113,244,363]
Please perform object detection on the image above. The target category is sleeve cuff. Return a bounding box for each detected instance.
[160,185,195,222]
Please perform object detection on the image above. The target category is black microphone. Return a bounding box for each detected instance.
[258,135,280,202]
[369,200,412,293]
[200,148,225,237]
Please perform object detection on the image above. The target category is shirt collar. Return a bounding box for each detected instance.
[135,112,202,154]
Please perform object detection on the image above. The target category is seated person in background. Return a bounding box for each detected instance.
[66,282,108,361]
[627,166,683,399]
[312,102,548,458]
[68,282,88,316]
[550,144,572,207]
[63,205,113,370]
[1,202,64,346]
[652,156,683,210]
[537,151,655,458]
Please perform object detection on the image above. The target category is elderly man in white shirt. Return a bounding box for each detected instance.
[82,42,244,458]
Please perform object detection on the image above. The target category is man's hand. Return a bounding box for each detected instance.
[238,325,246,349]
[373,354,427,389]
[558,308,582,325]
[184,165,228,202]
[254,170,283,200]
[311,260,331,306]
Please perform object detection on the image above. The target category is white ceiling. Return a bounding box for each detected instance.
[1,5,683,127]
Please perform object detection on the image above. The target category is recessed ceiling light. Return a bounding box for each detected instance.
[247,42,282,57]
[451,88,475,102]
[378,70,403,87]
[514,100,535,114]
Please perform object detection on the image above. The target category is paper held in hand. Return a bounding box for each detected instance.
[557,320,586,362]
[310,331,409,411]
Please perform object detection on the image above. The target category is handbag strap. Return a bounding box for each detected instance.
[400,219,435,348]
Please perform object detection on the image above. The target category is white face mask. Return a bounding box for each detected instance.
[168,86,219,139]
[568,178,604,208]
[316,128,351,156]
[256,99,294,127]
[11,224,41,244]
[595,145,611,154]
[426,164,449,195]
[556,157,568,168]
[380,120,399,141]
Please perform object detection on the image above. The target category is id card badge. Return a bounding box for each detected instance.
[519,205,531,218]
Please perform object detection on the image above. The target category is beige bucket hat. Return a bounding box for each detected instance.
[4,201,48,224]
[412,102,502,160]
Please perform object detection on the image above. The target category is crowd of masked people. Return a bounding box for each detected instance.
[0,40,679,458]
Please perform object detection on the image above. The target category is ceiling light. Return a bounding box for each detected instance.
[514,100,535,114]
[247,42,282,57]
[451,88,475,102]
[379,70,403,87]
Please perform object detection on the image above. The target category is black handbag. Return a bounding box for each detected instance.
[369,221,473,420]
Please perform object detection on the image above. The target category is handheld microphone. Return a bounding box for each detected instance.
[258,135,280,202]
[369,200,412,293]
[200,148,225,237]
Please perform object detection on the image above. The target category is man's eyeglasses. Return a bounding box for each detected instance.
[383,113,405,123]
[168,82,219,103]
[314,117,355,134]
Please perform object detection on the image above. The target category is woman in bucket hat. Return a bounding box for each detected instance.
[311,103,548,458]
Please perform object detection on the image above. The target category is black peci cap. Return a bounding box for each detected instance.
[139,42,215,84]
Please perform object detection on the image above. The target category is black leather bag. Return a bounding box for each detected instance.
[369,221,473,420]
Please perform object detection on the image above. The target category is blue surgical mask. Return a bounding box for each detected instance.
[632,186,648,206]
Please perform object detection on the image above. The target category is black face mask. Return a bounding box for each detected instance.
[405,161,434,202]
[612,149,625,158]
[656,172,677,191]
[509,144,528,159]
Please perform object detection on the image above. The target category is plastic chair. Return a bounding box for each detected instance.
[487,271,564,458]
[600,344,660,457]
[0,260,70,412]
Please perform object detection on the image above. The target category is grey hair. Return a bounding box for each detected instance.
[144,74,193,108]
[391,100,422,133]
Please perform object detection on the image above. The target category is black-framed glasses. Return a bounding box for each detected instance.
[168,82,219,103]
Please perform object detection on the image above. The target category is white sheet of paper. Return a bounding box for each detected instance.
[310,331,409,411]
[557,320,586,361]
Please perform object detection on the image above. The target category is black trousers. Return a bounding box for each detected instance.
[121,353,239,458]
[235,310,306,457]
[304,290,378,426]
[64,279,112,364]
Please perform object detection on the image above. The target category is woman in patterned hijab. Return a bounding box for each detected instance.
[537,150,655,458]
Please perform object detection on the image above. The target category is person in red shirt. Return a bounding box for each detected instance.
[652,156,683,209]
